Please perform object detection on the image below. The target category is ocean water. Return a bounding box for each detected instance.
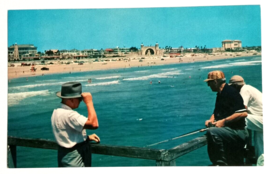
[8,56,262,167]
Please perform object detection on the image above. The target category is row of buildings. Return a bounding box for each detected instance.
[8,40,244,61]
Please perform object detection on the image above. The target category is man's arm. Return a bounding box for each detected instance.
[82,93,99,129]
[240,87,250,107]
[215,112,247,127]
[205,114,215,127]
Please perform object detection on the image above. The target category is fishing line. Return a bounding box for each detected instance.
[146,127,209,147]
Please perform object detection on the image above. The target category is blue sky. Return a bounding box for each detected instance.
[8,5,261,52]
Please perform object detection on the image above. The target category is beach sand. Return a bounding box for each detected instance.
[8,52,260,80]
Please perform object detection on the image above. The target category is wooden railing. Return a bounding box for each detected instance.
[7,135,207,167]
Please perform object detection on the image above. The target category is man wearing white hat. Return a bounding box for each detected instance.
[51,82,100,167]
[229,75,263,160]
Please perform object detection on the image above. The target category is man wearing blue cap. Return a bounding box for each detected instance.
[51,82,100,167]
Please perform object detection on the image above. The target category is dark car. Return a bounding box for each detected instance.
[41,67,49,70]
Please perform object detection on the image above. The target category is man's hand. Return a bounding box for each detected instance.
[88,134,100,143]
[205,120,215,127]
[82,93,93,104]
[215,119,225,128]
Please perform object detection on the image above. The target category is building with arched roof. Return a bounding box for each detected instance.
[140,43,164,56]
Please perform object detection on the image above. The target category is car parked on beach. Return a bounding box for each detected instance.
[41,67,49,71]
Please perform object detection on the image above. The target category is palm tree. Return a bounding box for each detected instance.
[129,47,138,52]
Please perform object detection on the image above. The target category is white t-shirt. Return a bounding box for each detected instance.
[51,103,88,148]
[240,85,262,116]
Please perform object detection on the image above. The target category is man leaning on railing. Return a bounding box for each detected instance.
[204,70,248,166]
[51,82,100,167]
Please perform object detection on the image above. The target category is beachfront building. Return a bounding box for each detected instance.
[140,43,164,56]
[222,40,242,50]
[212,47,225,52]
[102,47,132,57]
[82,49,100,58]
[8,43,38,61]
[58,49,88,59]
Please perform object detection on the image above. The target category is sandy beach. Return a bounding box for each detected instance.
[8,52,260,80]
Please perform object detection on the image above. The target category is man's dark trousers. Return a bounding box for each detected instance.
[58,138,92,167]
[206,127,248,166]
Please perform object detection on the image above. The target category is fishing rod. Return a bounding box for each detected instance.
[146,123,216,147]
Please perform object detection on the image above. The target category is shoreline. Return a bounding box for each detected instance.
[8,53,261,80]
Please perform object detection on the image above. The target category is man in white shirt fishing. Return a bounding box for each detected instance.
[51,82,100,167]
[229,75,263,161]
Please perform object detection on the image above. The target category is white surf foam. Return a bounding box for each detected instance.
[9,82,65,90]
[9,78,93,90]
[202,64,233,69]
[202,60,261,69]
[231,60,261,66]
[75,79,90,82]
[85,80,119,86]
[134,70,149,73]
[8,90,50,106]
[123,70,181,81]
[95,76,121,80]
[161,68,177,71]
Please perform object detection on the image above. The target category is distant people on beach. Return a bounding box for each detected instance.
[51,82,100,167]
[158,80,161,84]
[88,78,92,83]
[204,70,248,166]
[229,75,263,160]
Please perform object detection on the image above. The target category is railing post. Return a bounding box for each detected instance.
[156,160,176,166]
[7,145,17,168]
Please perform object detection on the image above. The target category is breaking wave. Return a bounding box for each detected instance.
[95,76,121,80]
[202,60,261,69]
[85,80,119,86]
[161,68,178,71]
[123,70,181,81]
[9,82,64,90]
[134,70,149,73]
[8,90,50,106]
